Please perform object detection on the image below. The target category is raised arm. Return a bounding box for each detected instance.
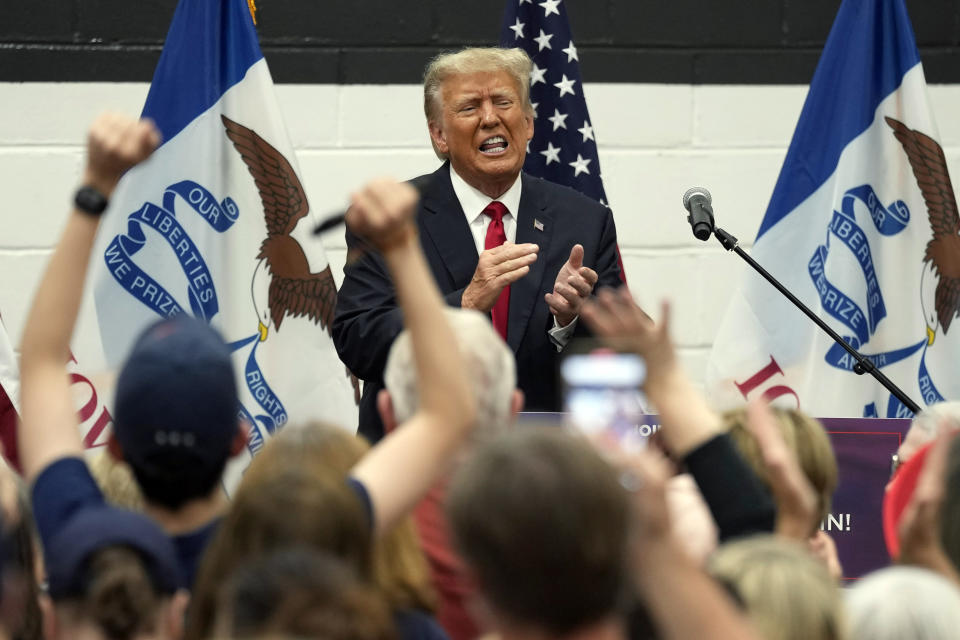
[624,448,764,640]
[582,287,775,540]
[19,114,159,482]
[346,178,476,535]
[581,288,721,455]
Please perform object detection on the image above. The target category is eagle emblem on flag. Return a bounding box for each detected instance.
[886,116,960,345]
[221,115,338,343]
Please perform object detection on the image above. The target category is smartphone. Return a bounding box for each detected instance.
[560,349,648,451]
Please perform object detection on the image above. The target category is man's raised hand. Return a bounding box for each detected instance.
[545,244,598,327]
[346,178,420,253]
[83,113,161,198]
[581,288,674,386]
[746,400,819,540]
[461,242,539,312]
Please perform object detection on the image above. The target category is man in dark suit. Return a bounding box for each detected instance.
[333,47,622,441]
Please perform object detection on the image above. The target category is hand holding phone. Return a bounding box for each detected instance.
[561,350,648,451]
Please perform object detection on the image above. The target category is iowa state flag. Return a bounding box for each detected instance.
[89,0,358,481]
[708,0,958,418]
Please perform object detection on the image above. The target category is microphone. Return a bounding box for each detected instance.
[313,182,427,236]
[312,211,346,235]
[682,187,714,241]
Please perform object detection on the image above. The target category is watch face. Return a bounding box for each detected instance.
[75,186,108,215]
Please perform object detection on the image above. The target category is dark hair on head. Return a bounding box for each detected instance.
[58,547,160,640]
[446,428,630,635]
[185,467,371,640]
[127,452,227,510]
[216,548,396,640]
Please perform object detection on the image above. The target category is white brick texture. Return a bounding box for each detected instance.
[2,82,960,388]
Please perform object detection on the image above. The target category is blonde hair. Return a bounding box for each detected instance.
[708,535,845,640]
[251,422,437,613]
[186,466,370,640]
[89,451,146,512]
[722,407,838,533]
[423,47,533,158]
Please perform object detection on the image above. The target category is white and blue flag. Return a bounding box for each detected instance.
[707,0,960,418]
[89,0,358,477]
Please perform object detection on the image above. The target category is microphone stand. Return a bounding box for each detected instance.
[710,226,921,414]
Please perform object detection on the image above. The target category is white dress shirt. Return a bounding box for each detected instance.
[448,166,576,349]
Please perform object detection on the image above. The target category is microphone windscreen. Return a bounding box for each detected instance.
[682,186,712,210]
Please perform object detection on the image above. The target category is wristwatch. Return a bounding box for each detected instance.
[74,185,109,216]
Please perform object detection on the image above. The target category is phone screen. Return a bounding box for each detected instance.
[560,351,648,450]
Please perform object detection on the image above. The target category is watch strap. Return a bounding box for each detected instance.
[74,185,109,217]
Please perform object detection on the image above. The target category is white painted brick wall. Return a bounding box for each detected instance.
[2,82,959,390]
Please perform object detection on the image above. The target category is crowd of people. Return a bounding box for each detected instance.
[6,46,960,640]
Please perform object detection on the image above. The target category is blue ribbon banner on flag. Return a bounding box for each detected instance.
[806,180,945,418]
[104,176,288,455]
[807,184,919,370]
[104,181,239,321]
[228,334,289,449]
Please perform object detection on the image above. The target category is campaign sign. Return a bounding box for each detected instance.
[519,412,911,579]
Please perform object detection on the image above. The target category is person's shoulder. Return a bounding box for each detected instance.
[409,164,449,194]
[33,456,98,497]
[31,456,106,546]
[522,173,610,217]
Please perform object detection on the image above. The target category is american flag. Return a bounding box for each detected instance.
[499,0,625,281]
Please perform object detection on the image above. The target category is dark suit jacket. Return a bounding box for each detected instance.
[332,163,622,441]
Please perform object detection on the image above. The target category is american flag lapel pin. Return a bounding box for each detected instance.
[534,218,544,231]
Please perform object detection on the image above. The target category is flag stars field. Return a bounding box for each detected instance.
[534,29,553,51]
[530,64,546,85]
[554,74,576,97]
[540,142,561,165]
[569,154,591,176]
[539,0,561,17]
[500,0,625,282]
[578,121,594,142]
[548,109,568,131]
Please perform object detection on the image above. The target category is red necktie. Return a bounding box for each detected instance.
[483,201,509,340]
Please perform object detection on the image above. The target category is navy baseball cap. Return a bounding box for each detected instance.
[45,505,182,599]
[113,315,239,474]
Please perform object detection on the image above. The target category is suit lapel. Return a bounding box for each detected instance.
[418,163,479,288]
[508,174,554,352]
